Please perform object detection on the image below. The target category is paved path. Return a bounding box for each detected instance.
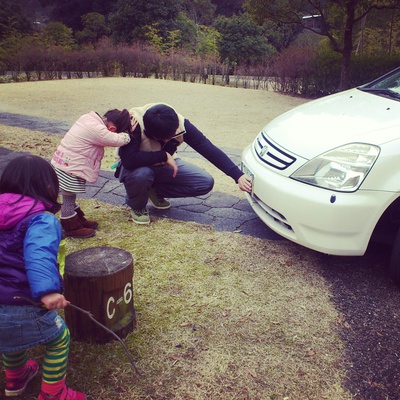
[0,112,282,241]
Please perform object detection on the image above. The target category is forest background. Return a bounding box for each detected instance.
[1,0,400,96]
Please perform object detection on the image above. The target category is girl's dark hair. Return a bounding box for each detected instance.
[104,108,131,133]
[0,155,61,213]
[143,104,179,140]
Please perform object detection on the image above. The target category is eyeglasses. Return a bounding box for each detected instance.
[144,129,186,141]
[170,130,186,139]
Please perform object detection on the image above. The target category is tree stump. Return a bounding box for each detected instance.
[64,246,136,344]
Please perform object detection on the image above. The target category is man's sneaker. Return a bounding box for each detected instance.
[148,187,171,210]
[130,208,150,225]
[5,359,39,397]
[37,385,87,400]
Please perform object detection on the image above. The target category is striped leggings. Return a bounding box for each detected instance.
[2,325,70,384]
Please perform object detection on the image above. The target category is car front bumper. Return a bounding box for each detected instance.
[241,145,394,256]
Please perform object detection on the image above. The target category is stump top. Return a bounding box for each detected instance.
[65,246,133,277]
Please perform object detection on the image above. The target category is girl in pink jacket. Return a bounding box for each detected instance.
[51,109,131,238]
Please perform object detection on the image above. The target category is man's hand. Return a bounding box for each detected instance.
[238,174,252,193]
[165,152,178,178]
[41,293,70,310]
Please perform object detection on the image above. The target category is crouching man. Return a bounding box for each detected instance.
[116,103,252,224]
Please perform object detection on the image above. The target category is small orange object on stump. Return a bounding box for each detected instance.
[64,246,136,344]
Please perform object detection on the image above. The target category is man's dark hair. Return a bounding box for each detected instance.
[143,104,179,140]
[104,109,131,133]
[0,154,61,213]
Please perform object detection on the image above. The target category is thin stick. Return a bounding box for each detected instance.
[67,303,141,375]
[14,296,141,375]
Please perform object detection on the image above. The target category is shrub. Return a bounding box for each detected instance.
[271,39,400,96]
[270,44,319,96]
[0,75,13,83]
[350,54,400,86]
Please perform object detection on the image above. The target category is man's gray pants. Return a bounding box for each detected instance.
[119,158,214,210]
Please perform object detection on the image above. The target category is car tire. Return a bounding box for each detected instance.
[389,227,400,284]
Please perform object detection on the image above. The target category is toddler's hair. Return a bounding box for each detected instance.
[0,154,61,213]
[143,104,179,140]
[104,109,131,133]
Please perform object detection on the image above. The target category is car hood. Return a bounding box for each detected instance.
[265,88,400,160]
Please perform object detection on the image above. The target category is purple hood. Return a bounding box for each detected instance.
[0,194,47,230]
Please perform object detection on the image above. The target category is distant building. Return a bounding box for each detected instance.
[302,15,322,32]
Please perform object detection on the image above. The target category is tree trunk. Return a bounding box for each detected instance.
[389,11,395,56]
[340,47,352,91]
[339,0,357,91]
[64,246,136,344]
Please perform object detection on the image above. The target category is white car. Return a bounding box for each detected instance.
[241,67,400,282]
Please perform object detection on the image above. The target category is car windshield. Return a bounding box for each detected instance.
[358,68,400,100]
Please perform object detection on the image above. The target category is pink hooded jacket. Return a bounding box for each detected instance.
[51,112,130,183]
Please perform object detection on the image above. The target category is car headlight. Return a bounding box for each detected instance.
[291,143,380,192]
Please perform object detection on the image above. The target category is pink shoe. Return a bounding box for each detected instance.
[37,385,87,400]
[5,359,39,397]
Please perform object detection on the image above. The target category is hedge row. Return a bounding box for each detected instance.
[2,39,399,96]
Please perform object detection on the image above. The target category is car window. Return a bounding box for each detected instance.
[358,69,400,99]
[359,68,400,95]
[372,74,400,93]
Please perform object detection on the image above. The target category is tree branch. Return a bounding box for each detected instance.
[14,296,142,376]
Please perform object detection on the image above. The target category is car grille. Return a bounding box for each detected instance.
[254,132,296,170]
[253,193,294,232]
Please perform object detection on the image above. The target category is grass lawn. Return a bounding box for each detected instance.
[0,78,350,399]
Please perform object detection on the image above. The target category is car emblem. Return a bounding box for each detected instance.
[260,145,269,156]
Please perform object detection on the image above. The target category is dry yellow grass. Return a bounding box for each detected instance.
[0,77,307,149]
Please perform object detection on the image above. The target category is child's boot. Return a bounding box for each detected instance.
[74,206,99,229]
[5,359,39,397]
[60,214,95,238]
[37,385,87,400]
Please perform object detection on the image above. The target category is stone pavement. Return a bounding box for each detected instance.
[0,112,282,241]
